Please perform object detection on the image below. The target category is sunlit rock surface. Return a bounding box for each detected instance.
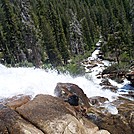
[2,94,31,110]
[0,91,133,134]
[0,104,44,134]
[16,94,102,134]
[0,94,110,134]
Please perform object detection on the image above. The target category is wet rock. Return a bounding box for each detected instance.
[101,85,118,92]
[99,78,118,92]
[119,91,134,100]
[81,58,104,73]
[87,98,134,134]
[89,96,108,106]
[101,69,126,83]
[100,79,112,86]
[54,83,90,108]
[0,104,44,134]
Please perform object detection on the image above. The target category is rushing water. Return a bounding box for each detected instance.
[0,40,124,102]
[0,63,118,101]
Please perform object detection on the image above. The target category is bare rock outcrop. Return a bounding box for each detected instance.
[0,83,133,134]
[1,94,108,134]
[16,94,109,134]
[0,104,44,134]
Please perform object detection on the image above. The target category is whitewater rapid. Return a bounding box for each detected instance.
[0,64,118,101]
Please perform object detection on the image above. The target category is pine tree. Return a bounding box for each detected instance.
[20,0,42,67]
[69,10,85,55]
[36,0,62,66]
[43,20,63,67]
[1,0,21,65]
[0,4,5,53]
[0,0,133,67]
[57,16,70,64]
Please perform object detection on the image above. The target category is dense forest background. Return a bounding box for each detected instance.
[0,0,133,71]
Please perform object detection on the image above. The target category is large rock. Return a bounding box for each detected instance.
[54,83,90,108]
[16,94,110,134]
[0,104,44,134]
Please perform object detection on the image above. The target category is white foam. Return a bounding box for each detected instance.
[91,50,100,59]
[0,40,120,101]
[0,64,118,101]
[104,103,118,115]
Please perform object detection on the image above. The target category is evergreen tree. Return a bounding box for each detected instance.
[69,10,85,55]
[57,16,70,64]
[36,0,62,66]
[49,3,70,64]
[43,20,63,67]
[20,0,42,67]
[0,0,133,67]
[1,0,21,65]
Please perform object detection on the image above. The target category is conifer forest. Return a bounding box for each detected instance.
[0,0,133,69]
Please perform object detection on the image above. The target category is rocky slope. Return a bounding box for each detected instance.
[0,94,110,134]
[0,44,133,133]
[0,82,133,134]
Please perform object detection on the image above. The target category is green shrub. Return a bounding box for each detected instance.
[65,63,85,77]
[103,62,129,74]
[120,52,130,62]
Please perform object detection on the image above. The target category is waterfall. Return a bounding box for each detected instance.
[0,39,120,101]
[0,65,118,101]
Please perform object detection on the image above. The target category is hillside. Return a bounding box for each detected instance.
[0,0,133,68]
